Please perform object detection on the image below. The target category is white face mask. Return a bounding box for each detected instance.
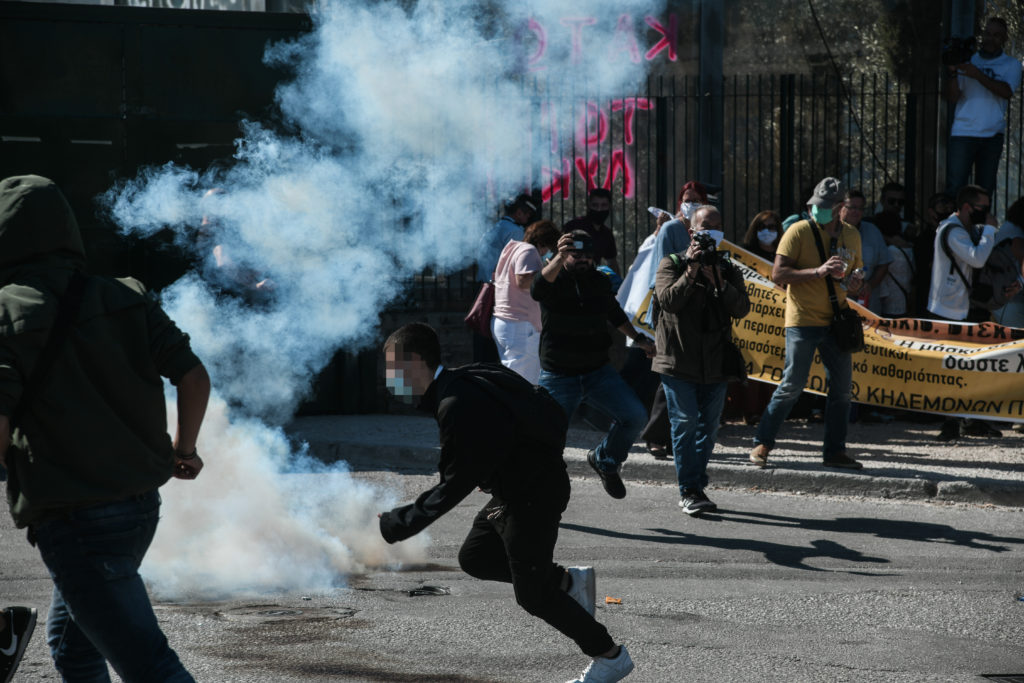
[680,201,701,220]
[757,228,777,244]
[702,229,725,247]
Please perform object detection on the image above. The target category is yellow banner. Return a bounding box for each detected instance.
[723,239,1024,422]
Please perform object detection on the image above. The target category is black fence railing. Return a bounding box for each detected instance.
[406,70,1022,311]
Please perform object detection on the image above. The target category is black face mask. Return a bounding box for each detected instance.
[969,207,989,225]
[587,209,610,225]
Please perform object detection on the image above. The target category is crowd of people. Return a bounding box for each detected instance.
[2,15,1019,683]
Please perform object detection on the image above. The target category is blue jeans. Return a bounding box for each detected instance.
[33,490,194,683]
[754,326,852,458]
[539,364,647,471]
[659,375,728,495]
[946,134,1004,200]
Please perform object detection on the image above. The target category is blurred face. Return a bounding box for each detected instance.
[564,248,594,273]
[757,217,781,245]
[928,198,955,224]
[681,189,703,204]
[981,20,1007,54]
[839,197,865,226]
[512,206,534,226]
[692,210,722,233]
[588,195,611,213]
[384,344,433,403]
[882,190,905,215]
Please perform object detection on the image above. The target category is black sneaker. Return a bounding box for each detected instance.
[587,450,626,499]
[935,420,960,442]
[962,420,1002,438]
[822,452,863,470]
[679,489,717,516]
[0,606,37,683]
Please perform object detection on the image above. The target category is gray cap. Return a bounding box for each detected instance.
[807,177,843,207]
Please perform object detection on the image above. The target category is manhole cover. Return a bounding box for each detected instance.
[216,605,357,623]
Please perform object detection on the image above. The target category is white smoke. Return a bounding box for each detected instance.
[108,0,663,597]
[144,393,425,598]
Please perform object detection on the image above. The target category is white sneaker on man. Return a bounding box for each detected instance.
[566,566,596,617]
[565,644,634,683]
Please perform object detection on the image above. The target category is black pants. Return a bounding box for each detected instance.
[457,496,615,657]
[639,383,671,447]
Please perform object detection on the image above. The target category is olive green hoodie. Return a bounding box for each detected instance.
[0,175,201,527]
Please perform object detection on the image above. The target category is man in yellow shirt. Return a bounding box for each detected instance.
[749,177,866,470]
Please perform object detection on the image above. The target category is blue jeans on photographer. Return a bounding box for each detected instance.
[32,490,194,683]
[754,326,852,458]
[539,364,647,472]
[660,376,728,495]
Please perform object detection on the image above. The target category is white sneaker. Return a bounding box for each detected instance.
[566,566,596,617]
[565,644,634,683]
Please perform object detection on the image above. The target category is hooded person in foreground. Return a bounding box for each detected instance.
[0,175,210,682]
[378,322,634,683]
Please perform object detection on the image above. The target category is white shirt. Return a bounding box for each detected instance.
[951,51,1023,138]
[927,215,998,320]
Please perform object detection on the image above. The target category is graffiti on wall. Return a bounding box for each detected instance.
[525,14,679,70]
[540,96,653,201]
[529,14,676,201]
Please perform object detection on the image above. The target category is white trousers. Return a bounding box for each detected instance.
[490,317,541,385]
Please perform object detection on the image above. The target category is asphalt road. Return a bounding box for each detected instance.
[3,473,1023,682]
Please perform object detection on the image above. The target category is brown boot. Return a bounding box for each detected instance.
[749,444,770,468]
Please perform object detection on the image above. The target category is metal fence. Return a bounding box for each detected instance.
[410,70,1023,309]
[2,2,1020,311]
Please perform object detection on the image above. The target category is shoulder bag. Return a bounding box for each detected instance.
[809,223,865,353]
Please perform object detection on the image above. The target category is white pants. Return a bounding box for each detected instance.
[490,317,541,385]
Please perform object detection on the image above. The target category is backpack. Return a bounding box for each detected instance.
[940,223,1021,311]
[458,365,568,452]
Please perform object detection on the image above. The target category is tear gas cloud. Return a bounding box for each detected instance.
[106,0,663,597]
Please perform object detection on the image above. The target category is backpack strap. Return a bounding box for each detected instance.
[939,222,973,290]
[12,271,89,427]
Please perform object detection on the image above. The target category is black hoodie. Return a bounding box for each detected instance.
[379,363,569,544]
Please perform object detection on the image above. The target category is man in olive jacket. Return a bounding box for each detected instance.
[0,175,210,682]
[653,206,750,516]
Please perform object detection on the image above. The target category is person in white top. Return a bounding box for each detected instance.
[490,220,560,384]
[943,17,1022,200]
[927,184,1019,442]
[927,184,1008,322]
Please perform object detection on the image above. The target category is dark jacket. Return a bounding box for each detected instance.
[652,253,750,383]
[379,364,569,544]
[0,175,202,527]
[531,266,628,375]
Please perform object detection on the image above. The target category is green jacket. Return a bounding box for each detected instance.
[0,175,201,527]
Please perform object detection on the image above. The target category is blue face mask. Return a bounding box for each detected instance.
[757,228,777,244]
[385,372,416,404]
[810,205,833,224]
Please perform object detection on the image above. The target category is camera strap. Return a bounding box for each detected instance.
[809,219,846,317]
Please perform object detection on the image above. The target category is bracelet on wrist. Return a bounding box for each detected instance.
[177,448,198,461]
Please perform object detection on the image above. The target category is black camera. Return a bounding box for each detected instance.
[692,231,719,267]
[941,36,976,66]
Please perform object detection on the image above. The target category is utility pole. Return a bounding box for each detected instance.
[697,0,723,196]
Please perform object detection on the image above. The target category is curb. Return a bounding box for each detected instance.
[301,438,1024,508]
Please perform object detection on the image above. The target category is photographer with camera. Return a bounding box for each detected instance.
[532,230,654,500]
[943,17,1021,201]
[653,206,750,515]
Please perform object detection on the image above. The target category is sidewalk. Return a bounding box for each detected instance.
[287,414,1024,507]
